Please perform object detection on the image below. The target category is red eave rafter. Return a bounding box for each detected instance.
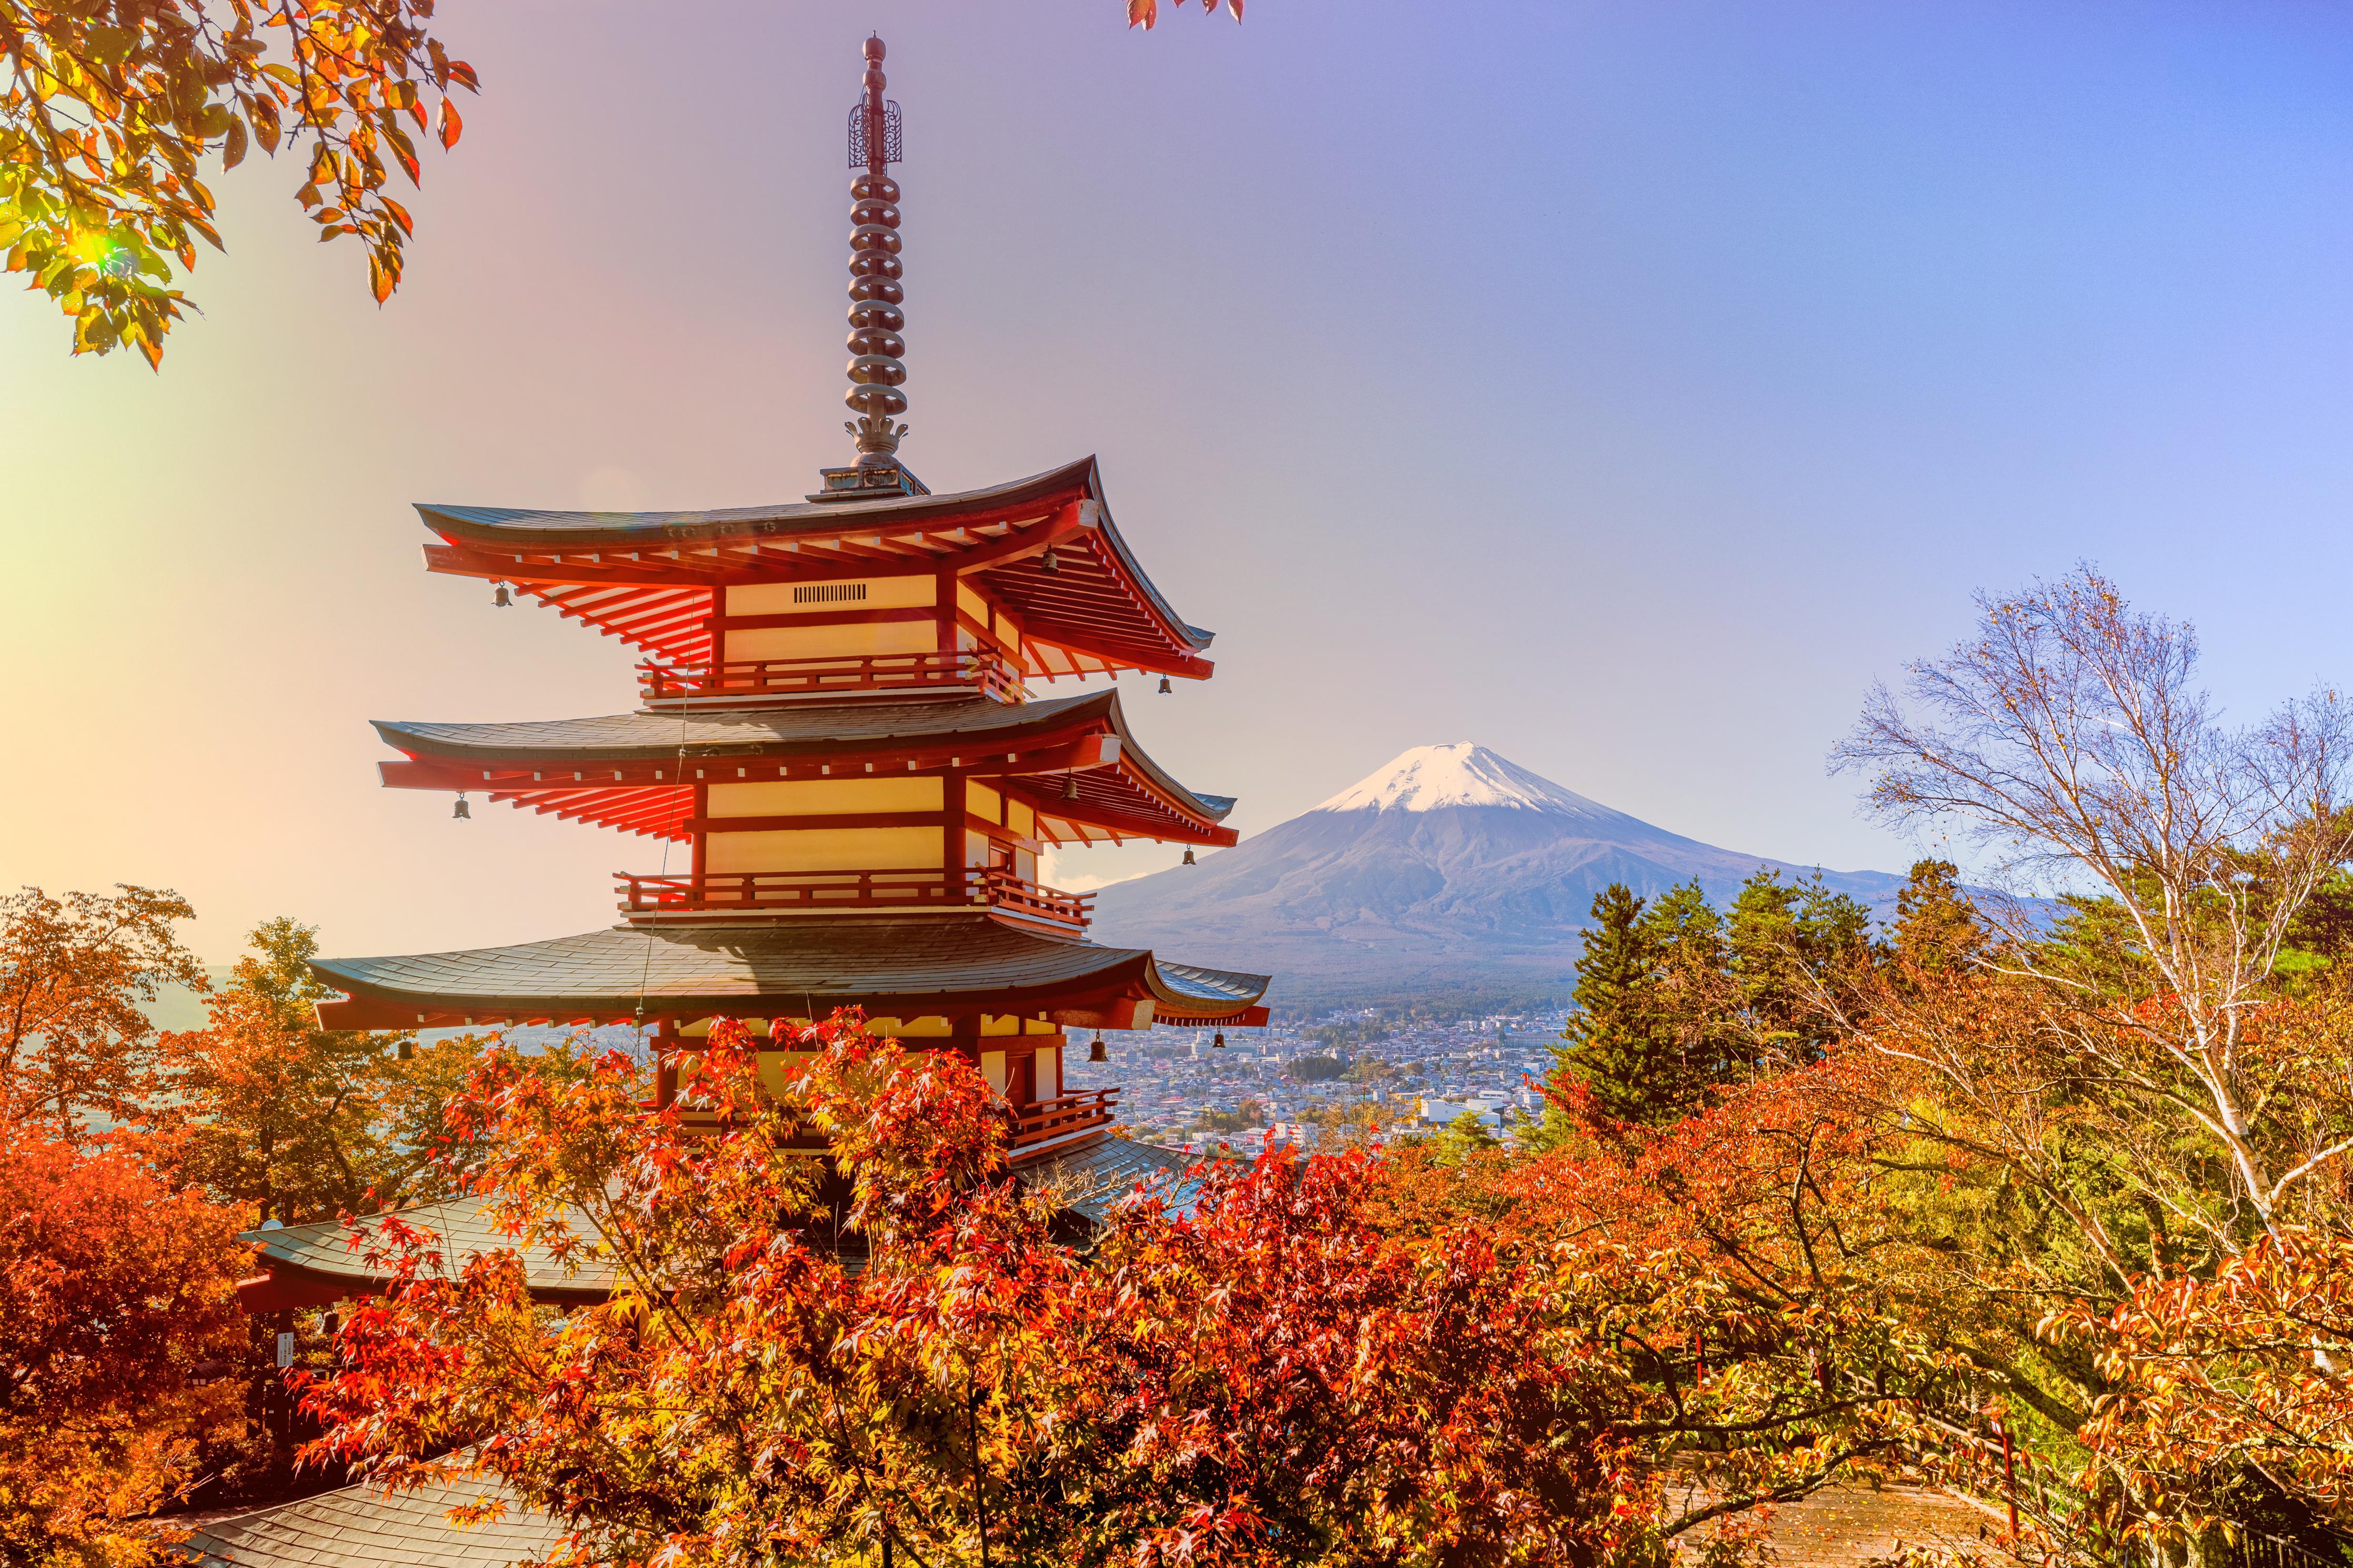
[427,497,1209,677]
[380,731,1236,847]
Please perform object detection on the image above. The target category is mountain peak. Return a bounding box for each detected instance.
[1310,743,1622,817]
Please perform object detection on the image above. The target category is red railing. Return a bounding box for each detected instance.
[1009,1088,1121,1152]
[616,867,1094,929]
[978,868,1095,927]
[669,1085,1121,1157]
[639,649,1024,704]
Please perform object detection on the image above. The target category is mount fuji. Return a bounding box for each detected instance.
[1087,743,1911,1009]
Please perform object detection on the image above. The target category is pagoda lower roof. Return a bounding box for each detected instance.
[418,457,1217,679]
[308,916,1272,1031]
[374,689,1239,845]
[183,1471,562,1568]
[229,1138,1206,1313]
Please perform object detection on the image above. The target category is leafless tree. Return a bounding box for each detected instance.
[1832,565,2353,1243]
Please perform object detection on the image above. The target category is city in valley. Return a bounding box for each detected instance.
[1066,1011,1565,1151]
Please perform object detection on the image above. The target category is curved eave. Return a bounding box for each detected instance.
[182,1473,564,1568]
[305,918,1270,1031]
[370,691,1239,846]
[419,457,1215,677]
[234,1201,611,1311]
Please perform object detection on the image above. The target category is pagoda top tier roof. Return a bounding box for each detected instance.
[373,689,1238,846]
[308,915,1272,1031]
[417,457,1218,680]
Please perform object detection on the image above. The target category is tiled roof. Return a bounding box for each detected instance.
[179,1473,564,1568]
[242,1199,611,1299]
[239,1141,1204,1300]
[417,456,1215,650]
[1021,1135,1224,1225]
[309,916,1272,1019]
[378,692,1107,760]
[373,690,1235,825]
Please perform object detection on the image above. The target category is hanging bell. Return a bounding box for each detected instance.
[1061,774,1079,802]
[1212,1031,1225,1049]
[453,793,471,820]
[1087,1031,1108,1063]
[1182,847,1196,866]
[1040,545,1059,574]
[1158,674,1173,694]
[492,582,513,608]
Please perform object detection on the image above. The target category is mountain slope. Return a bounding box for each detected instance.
[1089,743,1908,1009]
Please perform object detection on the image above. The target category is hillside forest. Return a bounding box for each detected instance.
[11,566,2353,1567]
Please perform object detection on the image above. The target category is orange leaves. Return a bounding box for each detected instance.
[4,0,479,363]
[439,96,462,149]
[1128,0,1244,27]
[0,1135,248,1564]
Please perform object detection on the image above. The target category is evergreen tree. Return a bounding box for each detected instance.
[1888,858,1986,975]
[1558,885,1688,1125]
[1638,881,1738,1092]
[1727,868,1873,1065]
[1432,1109,1503,1163]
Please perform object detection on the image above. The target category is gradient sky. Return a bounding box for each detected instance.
[5,0,2351,965]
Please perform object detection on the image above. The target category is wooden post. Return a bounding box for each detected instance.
[969,1382,988,1568]
[1997,1419,2018,1541]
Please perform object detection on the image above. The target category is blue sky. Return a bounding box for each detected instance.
[4,1,2349,959]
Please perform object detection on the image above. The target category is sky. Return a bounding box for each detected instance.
[4,0,2351,964]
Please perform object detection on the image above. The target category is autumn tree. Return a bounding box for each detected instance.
[1831,566,2353,1552]
[2,0,480,363]
[0,1132,248,1566]
[171,917,556,1223]
[300,1014,1951,1566]
[0,883,204,1139]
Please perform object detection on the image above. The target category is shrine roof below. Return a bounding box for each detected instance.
[308,916,1272,1030]
[373,690,1237,844]
[182,1471,562,1568]
[418,457,1217,679]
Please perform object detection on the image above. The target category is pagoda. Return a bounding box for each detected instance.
[227,36,1268,1332]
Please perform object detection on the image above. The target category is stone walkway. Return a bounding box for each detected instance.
[1674,1482,2001,1565]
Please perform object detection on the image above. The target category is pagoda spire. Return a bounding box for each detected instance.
[815,34,925,501]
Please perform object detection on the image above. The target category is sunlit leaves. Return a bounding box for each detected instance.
[2,0,480,365]
[1128,0,1244,30]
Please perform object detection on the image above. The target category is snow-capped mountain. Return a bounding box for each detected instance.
[1310,743,1634,819]
[1088,744,1908,1008]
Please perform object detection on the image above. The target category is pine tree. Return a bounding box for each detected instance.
[1726,868,1871,1066]
[1889,858,1986,975]
[1559,885,1685,1125]
[1638,881,1738,1093]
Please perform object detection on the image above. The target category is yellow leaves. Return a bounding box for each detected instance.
[221,117,248,170]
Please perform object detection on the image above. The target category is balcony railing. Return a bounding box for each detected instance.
[616,867,1095,930]
[638,649,1025,705]
[666,1083,1121,1160]
[1008,1088,1121,1156]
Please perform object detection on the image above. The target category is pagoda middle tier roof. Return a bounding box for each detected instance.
[374,689,1238,845]
[309,915,1272,1031]
[417,457,1217,680]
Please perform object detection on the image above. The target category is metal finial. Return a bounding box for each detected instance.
[846,39,905,435]
[813,36,926,502]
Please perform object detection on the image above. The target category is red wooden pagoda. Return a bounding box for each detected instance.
[300,33,1268,1174]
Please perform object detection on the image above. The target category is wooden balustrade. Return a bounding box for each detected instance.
[1008,1088,1121,1150]
[639,649,1025,704]
[616,867,1094,929]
